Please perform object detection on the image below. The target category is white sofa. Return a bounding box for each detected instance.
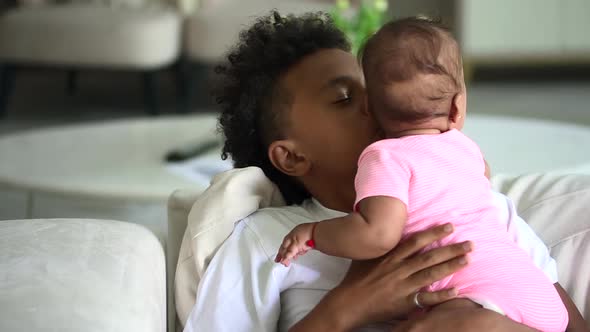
[1,172,589,332]
[168,172,590,331]
[0,0,182,116]
[178,0,333,112]
[183,0,332,65]
[0,218,166,332]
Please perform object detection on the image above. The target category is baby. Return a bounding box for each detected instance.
[276,17,568,331]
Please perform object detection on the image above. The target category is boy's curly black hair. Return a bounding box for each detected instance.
[215,10,350,204]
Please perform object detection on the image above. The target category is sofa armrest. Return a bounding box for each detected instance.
[492,173,590,320]
[0,218,166,332]
[167,189,202,332]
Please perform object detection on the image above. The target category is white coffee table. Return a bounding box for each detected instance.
[1,114,589,244]
[0,115,220,244]
[463,114,590,176]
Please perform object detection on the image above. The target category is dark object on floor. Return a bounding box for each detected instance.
[165,139,220,162]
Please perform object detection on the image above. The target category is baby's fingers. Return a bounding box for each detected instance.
[282,238,292,249]
[284,246,299,261]
[275,238,292,261]
[294,249,307,260]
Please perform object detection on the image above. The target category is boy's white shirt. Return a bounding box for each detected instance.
[175,167,286,323]
[180,168,558,332]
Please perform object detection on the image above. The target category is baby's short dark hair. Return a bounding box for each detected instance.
[361,16,464,124]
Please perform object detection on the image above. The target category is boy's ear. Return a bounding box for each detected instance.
[268,140,311,177]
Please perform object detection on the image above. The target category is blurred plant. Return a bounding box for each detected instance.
[331,0,389,54]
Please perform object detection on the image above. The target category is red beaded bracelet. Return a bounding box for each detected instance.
[305,222,318,248]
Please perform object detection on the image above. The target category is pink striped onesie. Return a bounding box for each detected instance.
[354,129,568,331]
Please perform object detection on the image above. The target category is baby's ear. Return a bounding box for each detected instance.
[449,92,466,129]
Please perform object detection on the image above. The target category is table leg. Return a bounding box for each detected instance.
[142,71,159,116]
[66,70,78,96]
[0,65,16,119]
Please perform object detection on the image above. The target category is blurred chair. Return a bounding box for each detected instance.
[0,0,182,117]
[178,0,333,113]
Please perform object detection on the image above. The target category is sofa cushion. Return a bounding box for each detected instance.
[491,173,590,246]
[550,230,590,322]
[184,0,331,62]
[491,173,590,319]
[17,0,173,7]
[0,218,166,332]
[0,3,180,68]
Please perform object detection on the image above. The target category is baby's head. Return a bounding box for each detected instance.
[361,17,466,136]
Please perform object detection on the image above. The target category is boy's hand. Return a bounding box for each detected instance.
[275,223,316,266]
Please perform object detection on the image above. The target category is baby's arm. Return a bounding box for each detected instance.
[314,196,407,259]
[276,196,407,264]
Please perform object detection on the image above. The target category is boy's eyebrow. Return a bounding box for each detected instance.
[320,75,356,91]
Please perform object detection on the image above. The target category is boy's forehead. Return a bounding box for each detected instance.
[282,49,362,90]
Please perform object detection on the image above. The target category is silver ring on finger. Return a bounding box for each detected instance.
[413,292,425,309]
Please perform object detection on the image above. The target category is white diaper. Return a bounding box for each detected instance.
[468,296,505,315]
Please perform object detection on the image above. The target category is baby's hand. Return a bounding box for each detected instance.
[275,222,316,267]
